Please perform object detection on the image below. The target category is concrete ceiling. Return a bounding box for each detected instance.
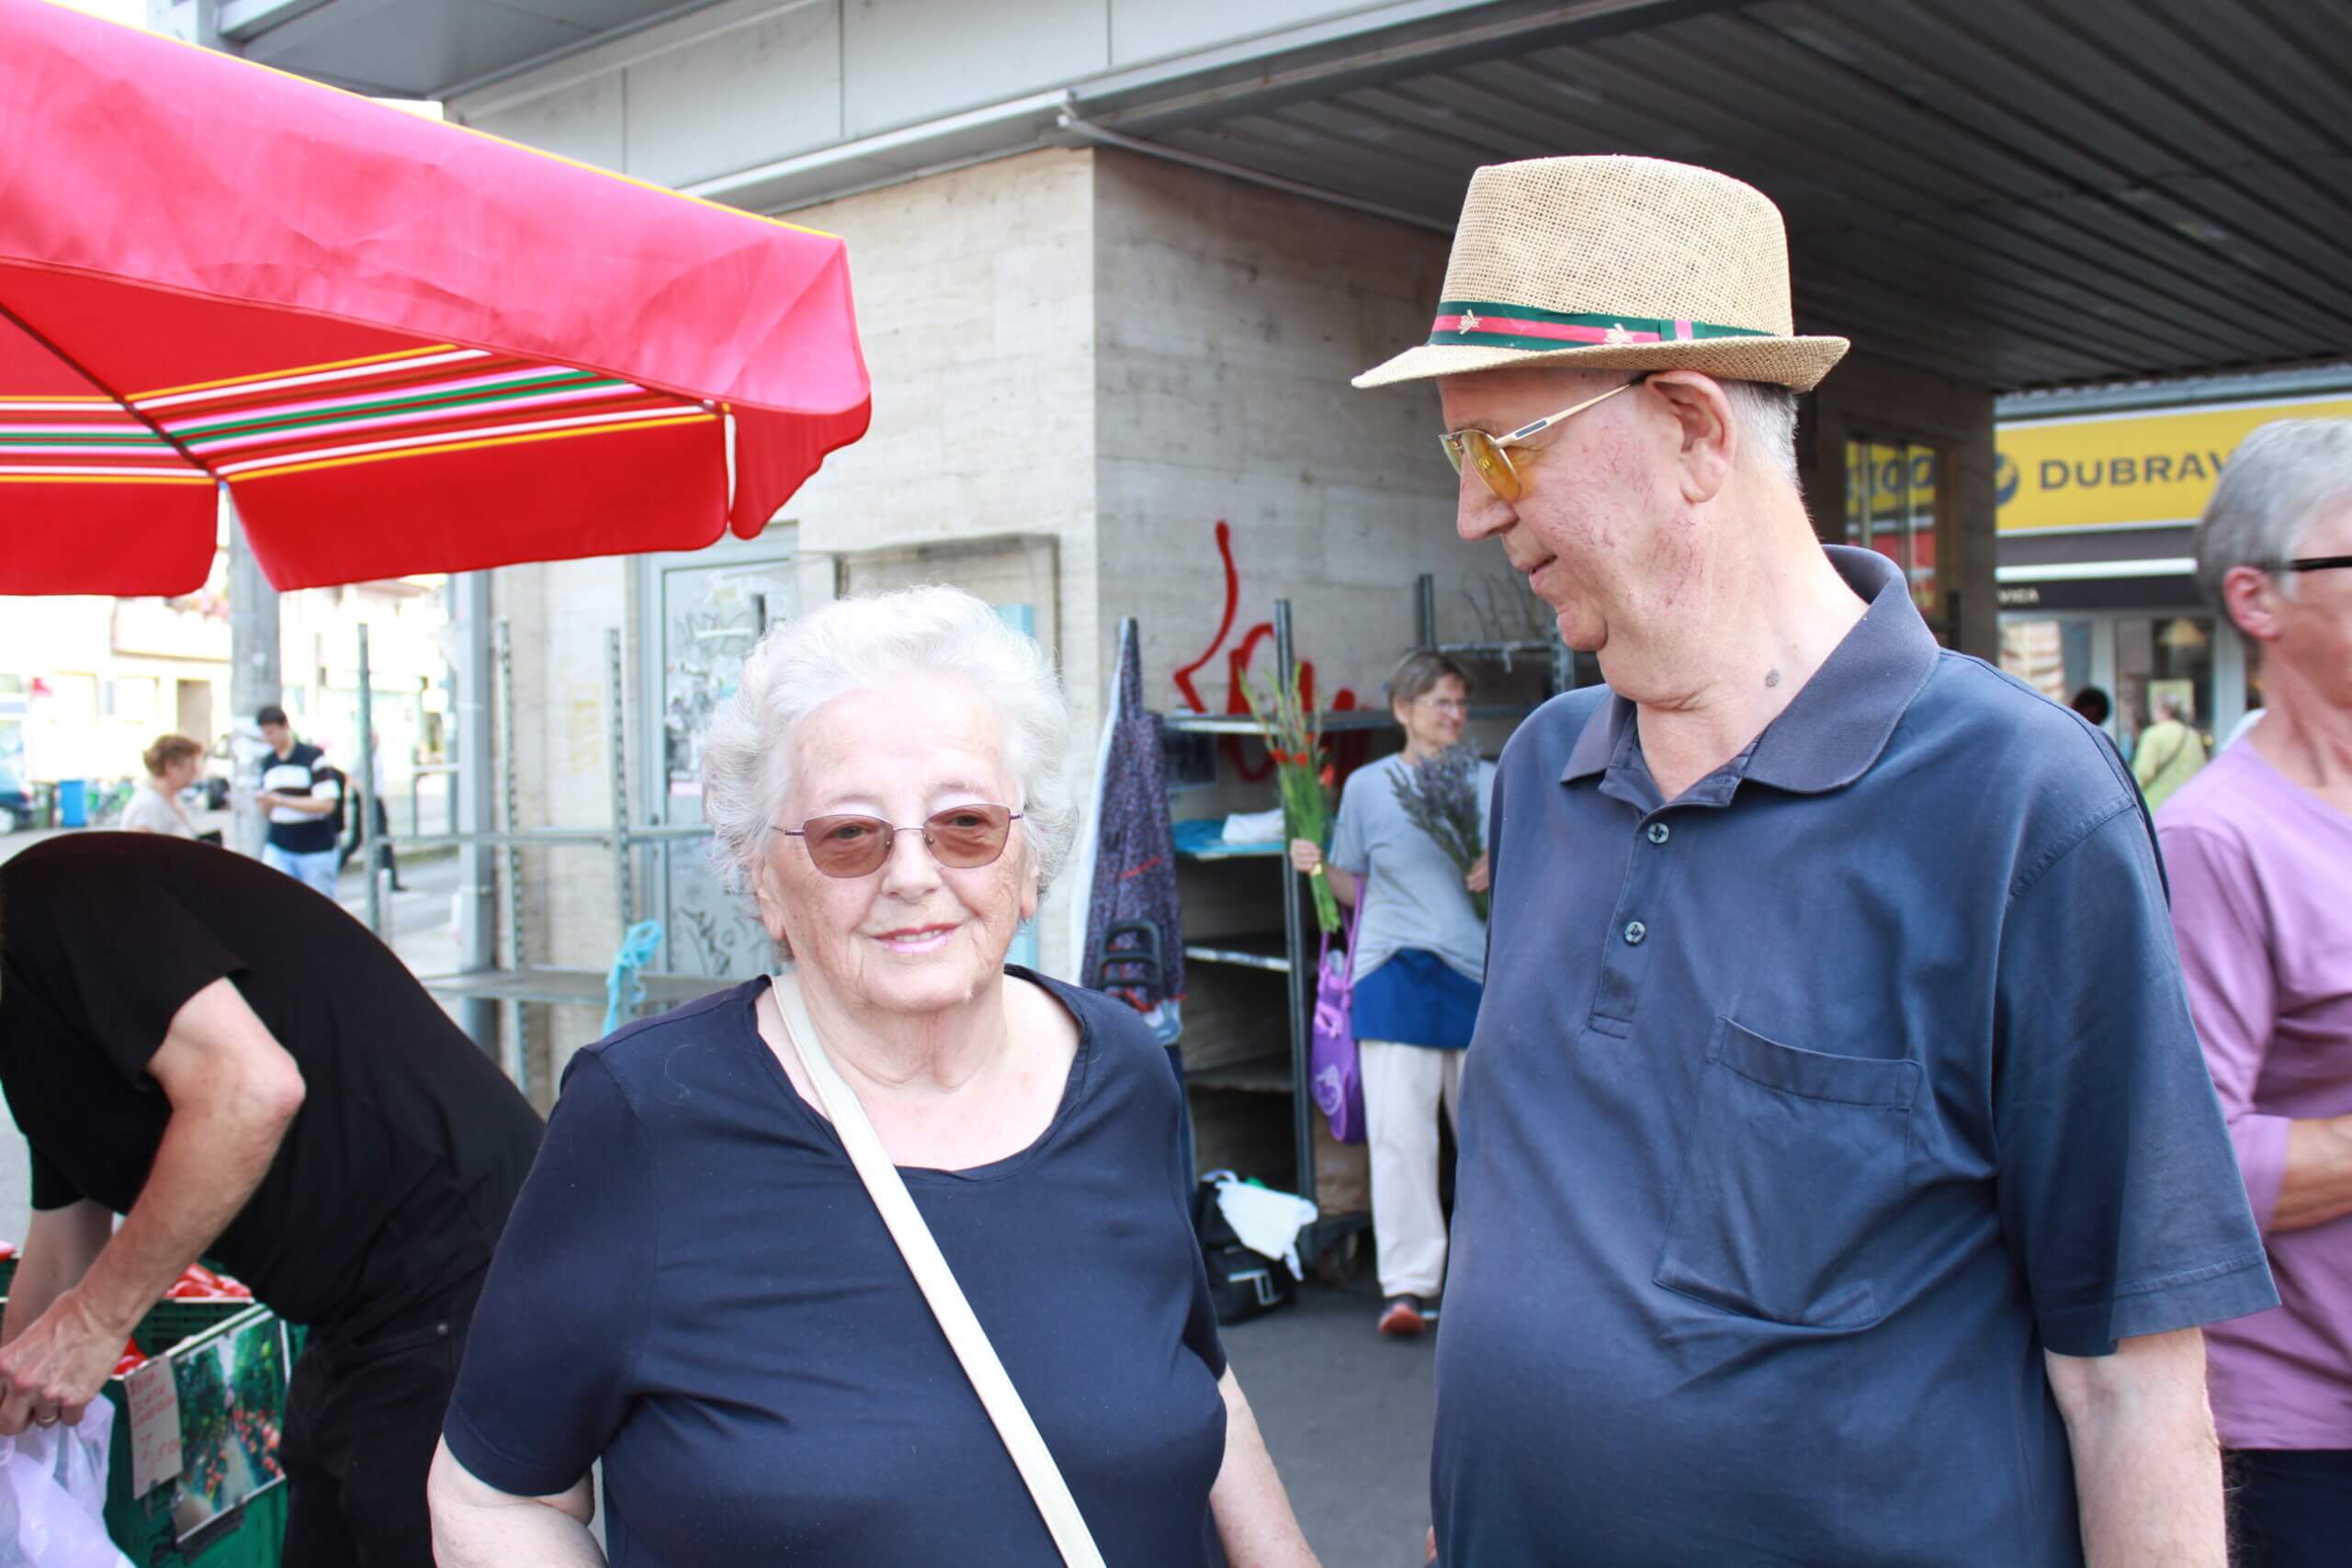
[229,0,2352,390]
[222,0,713,97]
[1080,0,2352,389]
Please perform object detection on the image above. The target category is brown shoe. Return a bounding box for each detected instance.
[1378,1296,1427,1336]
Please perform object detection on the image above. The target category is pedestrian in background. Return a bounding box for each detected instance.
[1354,153,2273,1567]
[1289,651,1494,1337]
[2159,418,2352,1568]
[254,705,342,897]
[2068,686,2128,767]
[2134,688,2208,810]
[339,732,405,892]
[119,733,202,838]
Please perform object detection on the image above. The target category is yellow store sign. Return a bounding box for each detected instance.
[1996,394,2352,533]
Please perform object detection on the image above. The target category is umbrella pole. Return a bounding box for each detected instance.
[359,627,380,936]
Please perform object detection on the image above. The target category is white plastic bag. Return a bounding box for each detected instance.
[1202,1169,1319,1279]
[0,1400,133,1568]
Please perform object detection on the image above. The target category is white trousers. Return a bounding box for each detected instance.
[1359,1040,1464,1300]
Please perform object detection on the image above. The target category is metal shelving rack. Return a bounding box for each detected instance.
[352,624,734,1090]
[1159,579,1574,1269]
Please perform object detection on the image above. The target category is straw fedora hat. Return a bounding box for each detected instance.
[1354,155,1848,393]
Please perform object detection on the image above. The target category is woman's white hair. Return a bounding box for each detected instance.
[701,585,1079,899]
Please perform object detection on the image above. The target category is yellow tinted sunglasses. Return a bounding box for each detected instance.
[1440,375,1648,502]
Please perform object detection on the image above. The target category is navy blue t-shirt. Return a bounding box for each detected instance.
[1433,547,2275,1566]
[444,970,1229,1566]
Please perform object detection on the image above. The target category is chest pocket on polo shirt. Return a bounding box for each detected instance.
[1655,1018,1920,1330]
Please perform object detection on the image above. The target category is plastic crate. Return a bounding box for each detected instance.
[134,1298,258,1360]
[99,1303,290,1568]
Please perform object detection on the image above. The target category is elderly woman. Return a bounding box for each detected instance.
[119,733,203,836]
[429,587,1317,1568]
[1291,651,1495,1337]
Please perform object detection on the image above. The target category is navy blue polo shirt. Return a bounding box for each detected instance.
[1433,547,2276,1566]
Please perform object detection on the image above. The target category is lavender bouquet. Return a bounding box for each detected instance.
[1392,745,1487,921]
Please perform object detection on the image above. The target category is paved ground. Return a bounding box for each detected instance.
[0,829,1440,1554]
[1227,1277,1440,1566]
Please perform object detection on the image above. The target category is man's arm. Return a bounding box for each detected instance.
[257,794,336,817]
[2046,1329,2225,1567]
[0,977,304,1432]
[2158,824,2347,1231]
[0,1201,112,1348]
[2274,1117,2352,1231]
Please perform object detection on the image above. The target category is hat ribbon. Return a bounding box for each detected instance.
[1430,299,1770,352]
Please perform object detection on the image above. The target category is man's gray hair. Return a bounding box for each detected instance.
[1724,379,1802,491]
[2194,418,2352,609]
[700,585,1079,898]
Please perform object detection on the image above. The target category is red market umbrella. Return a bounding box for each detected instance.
[0,0,870,596]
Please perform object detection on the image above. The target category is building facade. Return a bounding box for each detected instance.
[1993,367,2352,757]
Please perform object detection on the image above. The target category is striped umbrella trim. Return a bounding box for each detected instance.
[2,345,707,484]
[220,407,717,480]
[158,365,592,434]
[0,466,211,483]
[134,344,488,406]
[166,373,628,449]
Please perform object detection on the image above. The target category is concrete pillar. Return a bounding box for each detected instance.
[225,495,278,858]
[449,572,499,1051]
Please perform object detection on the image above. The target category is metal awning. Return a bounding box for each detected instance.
[1074,0,2352,391]
[221,0,2351,392]
[213,0,709,98]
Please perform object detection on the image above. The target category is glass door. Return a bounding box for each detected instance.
[641,530,800,978]
[2114,615,2217,761]
[1997,615,2096,708]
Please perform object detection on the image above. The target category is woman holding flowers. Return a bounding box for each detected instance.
[1290,651,1495,1336]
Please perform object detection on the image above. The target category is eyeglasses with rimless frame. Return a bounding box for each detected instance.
[1440,374,1649,503]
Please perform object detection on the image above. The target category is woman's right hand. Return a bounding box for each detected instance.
[1289,839,1323,874]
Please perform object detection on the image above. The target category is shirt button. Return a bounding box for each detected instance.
[1645,823,1670,845]
[1623,920,1647,946]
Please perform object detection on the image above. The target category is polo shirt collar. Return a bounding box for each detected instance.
[1559,546,1940,795]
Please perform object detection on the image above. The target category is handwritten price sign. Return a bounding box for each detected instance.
[124,1358,183,1499]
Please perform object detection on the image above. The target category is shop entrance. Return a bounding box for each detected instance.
[638,527,802,980]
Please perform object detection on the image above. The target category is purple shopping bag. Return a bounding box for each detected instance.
[1309,872,1369,1144]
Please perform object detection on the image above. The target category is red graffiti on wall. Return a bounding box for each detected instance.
[1170,521,1359,784]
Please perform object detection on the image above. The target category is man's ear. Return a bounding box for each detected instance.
[1644,372,1736,505]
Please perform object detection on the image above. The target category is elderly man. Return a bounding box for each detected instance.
[2158,419,2352,1568]
[1354,155,2278,1566]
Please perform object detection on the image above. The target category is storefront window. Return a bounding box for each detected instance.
[1845,439,1940,632]
[2114,615,2215,759]
[1998,617,2093,706]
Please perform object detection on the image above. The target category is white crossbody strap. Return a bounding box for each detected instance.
[768,972,1106,1568]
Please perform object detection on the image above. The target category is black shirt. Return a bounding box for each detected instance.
[444,974,1229,1567]
[0,833,543,1337]
[259,740,340,854]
